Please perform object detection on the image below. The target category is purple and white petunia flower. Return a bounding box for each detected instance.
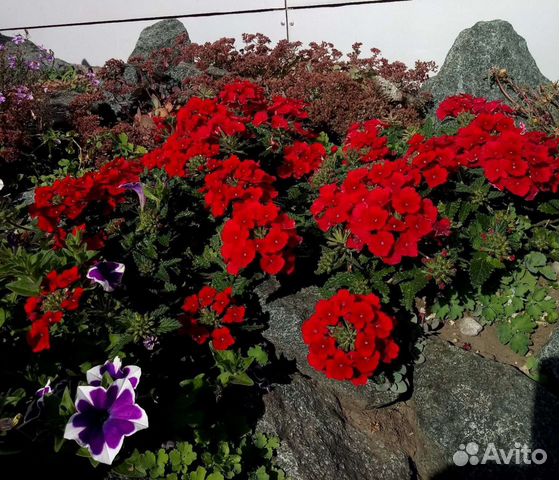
[36,379,53,398]
[143,335,159,351]
[87,261,125,292]
[0,93,5,105]
[63,379,148,465]
[119,182,146,210]
[86,356,141,389]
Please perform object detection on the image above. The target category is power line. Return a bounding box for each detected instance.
[0,0,409,32]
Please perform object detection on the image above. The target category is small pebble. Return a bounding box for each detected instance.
[458,316,483,336]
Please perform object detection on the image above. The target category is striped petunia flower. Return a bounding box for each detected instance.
[63,379,148,464]
[86,262,125,292]
[86,356,141,389]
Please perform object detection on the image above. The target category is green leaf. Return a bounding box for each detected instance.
[470,252,495,287]
[524,252,547,273]
[142,451,157,470]
[533,289,547,302]
[252,467,270,480]
[59,387,75,416]
[511,315,535,334]
[537,199,559,215]
[157,318,181,334]
[247,346,269,366]
[497,323,513,344]
[539,266,557,281]
[169,449,182,472]
[189,466,207,480]
[509,333,530,355]
[6,277,41,297]
[178,442,197,466]
[54,436,65,453]
[230,372,254,387]
[399,270,428,311]
[207,473,225,480]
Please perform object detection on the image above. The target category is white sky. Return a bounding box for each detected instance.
[1,0,558,80]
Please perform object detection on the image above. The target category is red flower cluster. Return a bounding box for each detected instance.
[221,200,301,275]
[180,286,246,350]
[24,266,84,353]
[343,119,392,163]
[311,167,445,264]
[436,94,514,120]
[202,155,278,217]
[142,96,244,177]
[30,158,142,246]
[279,141,326,179]
[141,81,313,178]
[407,110,559,198]
[337,95,557,200]
[219,80,267,117]
[475,126,559,199]
[219,81,312,137]
[302,290,399,386]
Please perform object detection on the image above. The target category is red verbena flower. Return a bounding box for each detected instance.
[302,290,399,386]
[180,286,245,350]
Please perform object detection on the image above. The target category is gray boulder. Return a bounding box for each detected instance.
[167,61,202,84]
[258,374,413,480]
[128,19,190,61]
[46,90,81,127]
[425,20,549,105]
[539,329,559,382]
[413,339,559,479]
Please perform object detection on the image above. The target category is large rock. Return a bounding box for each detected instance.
[256,280,400,408]
[128,19,190,61]
[413,340,559,479]
[425,20,549,105]
[539,328,559,382]
[257,374,414,480]
[167,61,202,83]
[46,90,82,127]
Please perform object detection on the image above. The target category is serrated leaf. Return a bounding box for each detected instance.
[247,346,269,366]
[157,318,181,334]
[497,323,513,344]
[470,252,495,287]
[511,315,535,334]
[537,199,559,215]
[509,333,530,355]
[525,252,547,273]
[190,466,207,480]
[207,473,224,480]
[399,270,428,311]
[539,266,557,281]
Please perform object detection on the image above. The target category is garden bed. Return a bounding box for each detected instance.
[0,22,558,480]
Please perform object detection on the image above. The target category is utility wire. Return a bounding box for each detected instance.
[0,0,409,32]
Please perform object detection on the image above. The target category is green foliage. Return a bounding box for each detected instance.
[113,133,148,159]
[392,268,429,311]
[212,349,256,387]
[433,255,558,355]
[114,433,286,480]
